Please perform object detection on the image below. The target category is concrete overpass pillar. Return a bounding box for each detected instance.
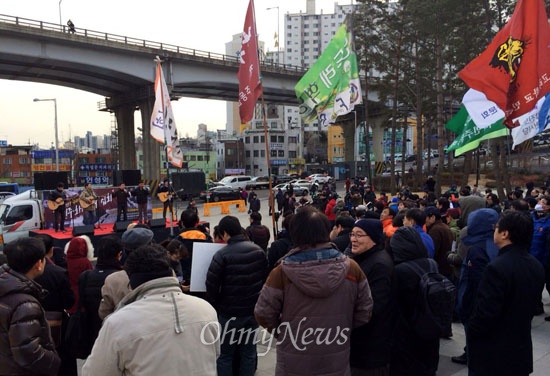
[114,105,137,170]
[138,98,161,181]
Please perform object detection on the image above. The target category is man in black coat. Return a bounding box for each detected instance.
[330,215,355,253]
[467,211,545,375]
[346,219,396,374]
[34,234,76,375]
[113,183,130,222]
[206,215,268,376]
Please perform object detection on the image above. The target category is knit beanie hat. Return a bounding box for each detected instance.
[122,228,154,251]
[353,219,383,245]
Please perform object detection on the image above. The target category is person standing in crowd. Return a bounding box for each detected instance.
[275,188,284,213]
[187,197,199,216]
[132,180,149,224]
[34,234,76,375]
[403,208,435,258]
[80,182,98,227]
[206,216,268,376]
[529,195,550,317]
[267,213,294,272]
[467,211,545,375]
[451,208,499,366]
[79,235,124,357]
[0,237,60,375]
[329,214,355,252]
[83,245,220,375]
[324,193,337,227]
[158,178,174,220]
[255,206,373,376]
[49,181,67,232]
[245,212,270,252]
[424,207,454,280]
[347,219,396,375]
[390,226,440,375]
[249,192,261,214]
[65,237,93,315]
[113,182,130,222]
[177,209,212,286]
[99,227,154,320]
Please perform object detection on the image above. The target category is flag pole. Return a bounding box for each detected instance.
[259,86,278,239]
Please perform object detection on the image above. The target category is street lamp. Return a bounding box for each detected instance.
[33,98,59,172]
[58,0,63,30]
[266,6,280,65]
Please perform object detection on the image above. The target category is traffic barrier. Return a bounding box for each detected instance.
[203,200,247,216]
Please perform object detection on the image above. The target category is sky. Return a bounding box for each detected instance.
[0,0,347,147]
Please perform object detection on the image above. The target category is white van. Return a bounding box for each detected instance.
[218,175,252,190]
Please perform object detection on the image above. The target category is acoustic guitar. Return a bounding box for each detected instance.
[47,197,65,211]
[79,196,98,209]
[158,191,174,203]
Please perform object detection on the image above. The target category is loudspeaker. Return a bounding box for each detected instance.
[113,170,141,186]
[72,225,95,237]
[34,172,68,190]
[113,221,132,232]
[148,218,166,229]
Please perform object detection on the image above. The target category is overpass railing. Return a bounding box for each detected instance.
[0,14,306,73]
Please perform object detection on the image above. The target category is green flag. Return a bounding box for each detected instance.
[446,106,509,156]
[295,16,362,127]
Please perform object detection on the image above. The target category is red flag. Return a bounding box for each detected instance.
[458,0,550,128]
[237,0,262,124]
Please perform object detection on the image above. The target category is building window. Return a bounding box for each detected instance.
[271,150,277,157]
[197,156,204,161]
[289,151,297,158]
[2,158,11,164]
[289,137,298,143]
[278,150,285,157]
[270,121,277,129]
[261,150,265,158]
[253,136,259,143]
[271,135,277,142]
[278,136,285,143]
[245,137,250,144]
[253,150,259,157]
[19,157,29,164]
[246,150,251,157]
[261,136,265,142]
[78,157,89,164]
[190,155,197,161]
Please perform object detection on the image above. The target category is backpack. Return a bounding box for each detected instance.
[403,259,456,340]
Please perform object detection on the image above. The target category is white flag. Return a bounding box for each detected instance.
[511,96,548,149]
[462,89,505,129]
[150,61,183,168]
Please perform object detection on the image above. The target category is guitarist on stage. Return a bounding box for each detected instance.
[80,183,98,227]
[48,182,67,232]
[158,178,174,220]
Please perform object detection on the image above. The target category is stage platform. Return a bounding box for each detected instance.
[29,219,180,254]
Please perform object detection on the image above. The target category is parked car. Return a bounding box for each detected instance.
[405,154,417,162]
[217,175,252,190]
[272,183,309,196]
[199,186,241,202]
[289,179,312,190]
[305,174,332,184]
[247,176,271,190]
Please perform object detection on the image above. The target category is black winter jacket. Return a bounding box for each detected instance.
[267,231,293,272]
[333,228,352,253]
[0,264,60,375]
[246,222,270,252]
[347,245,396,370]
[34,260,74,313]
[467,244,545,375]
[206,234,268,317]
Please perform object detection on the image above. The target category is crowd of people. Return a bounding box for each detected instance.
[1,176,549,376]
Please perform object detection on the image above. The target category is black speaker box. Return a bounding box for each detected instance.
[113,221,132,232]
[72,225,95,237]
[149,218,166,228]
[34,172,68,190]
[113,170,141,186]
